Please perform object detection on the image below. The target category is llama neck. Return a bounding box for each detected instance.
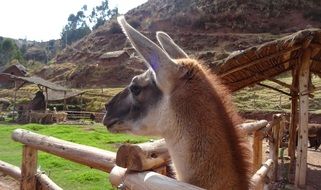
[161,76,250,190]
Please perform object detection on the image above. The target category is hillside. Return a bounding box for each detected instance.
[35,0,321,87]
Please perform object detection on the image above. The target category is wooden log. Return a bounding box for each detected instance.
[251,159,273,190]
[109,166,204,190]
[12,129,116,173]
[295,48,311,188]
[257,83,292,97]
[268,78,295,91]
[21,145,38,190]
[252,131,263,174]
[36,172,63,190]
[270,117,281,181]
[238,120,268,134]
[288,92,298,163]
[0,160,21,180]
[256,115,282,139]
[116,139,170,171]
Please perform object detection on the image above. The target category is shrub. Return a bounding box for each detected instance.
[109,22,122,34]
[304,8,321,22]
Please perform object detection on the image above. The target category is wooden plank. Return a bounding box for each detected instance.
[221,45,301,77]
[116,139,170,171]
[109,166,204,190]
[251,159,273,190]
[12,129,116,173]
[36,172,63,190]
[20,145,37,190]
[295,48,312,188]
[0,160,21,180]
[252,131,263,175]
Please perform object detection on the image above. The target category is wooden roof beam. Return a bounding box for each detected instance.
[267,78,297,92]
[257,83,291,97]
[221,45,302,77]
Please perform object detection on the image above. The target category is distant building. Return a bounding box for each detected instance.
[0,64,28,88]
[99,50,130,64]
[1,64,28,77]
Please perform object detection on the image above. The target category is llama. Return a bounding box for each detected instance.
[103,16,252,190]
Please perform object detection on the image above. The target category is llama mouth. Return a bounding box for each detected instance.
[103,116,119,128]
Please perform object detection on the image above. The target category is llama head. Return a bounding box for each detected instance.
[103,16,190,135]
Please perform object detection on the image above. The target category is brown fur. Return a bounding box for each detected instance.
[166,59,252,189]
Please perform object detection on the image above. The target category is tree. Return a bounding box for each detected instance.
[61,5,91,48]
[60,0,118,47]
[90,0,118,30]
[0,38,23,66]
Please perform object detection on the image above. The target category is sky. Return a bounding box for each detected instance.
[0,0,147,41]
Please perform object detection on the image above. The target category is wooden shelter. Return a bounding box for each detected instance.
[214,28,321,188]
[0,73,78,115]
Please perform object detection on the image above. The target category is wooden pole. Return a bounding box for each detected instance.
[252,131,263,176]
[12,129,116,173]
[270,117,281,181]
[45,87,48,111]
[0,160,21,180]
[109,166,205,190]
[21,145,38,190]
[237,120,268,134]
[251,159,273,190]
[63,91,67,111]
[116,139,170,171]
[295,48,311,188]
[36,172,63,190]
[288,67,299,165]
[13,81,17,121]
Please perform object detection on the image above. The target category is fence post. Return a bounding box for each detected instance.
[252,130,263,190]
[21,145,38,190]
[252,131,263,173]
[270,117,281,182]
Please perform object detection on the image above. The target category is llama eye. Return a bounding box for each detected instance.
[130,85,142,96]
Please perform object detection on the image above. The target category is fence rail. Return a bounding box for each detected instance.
[0,114,285,190]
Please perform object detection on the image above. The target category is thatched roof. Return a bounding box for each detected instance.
[47,89,85,101]
[0,73,68,91]
[215,28,321,92]
[100,50,129,59]
[1,64,28,76]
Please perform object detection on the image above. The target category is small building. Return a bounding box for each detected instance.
[99,50,130,64]
[0,64,28,88]
[1,64,28,77]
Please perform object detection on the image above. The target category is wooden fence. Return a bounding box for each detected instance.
[0,114,285,190]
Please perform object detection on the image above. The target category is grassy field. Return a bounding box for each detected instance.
[233,72,321,114]
[0,122,151,190]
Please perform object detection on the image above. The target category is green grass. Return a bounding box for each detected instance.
[233,73,321,113]
[0,123,151,190]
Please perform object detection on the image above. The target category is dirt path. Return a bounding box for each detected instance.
[307,149,321,190]
[0,173,19,190]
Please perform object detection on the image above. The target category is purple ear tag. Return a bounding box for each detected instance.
[150,52,159,72]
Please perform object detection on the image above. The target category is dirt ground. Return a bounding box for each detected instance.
[0,174,18,190]
[306,150,321,190]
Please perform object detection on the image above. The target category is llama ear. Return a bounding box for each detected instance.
[117,16,178,90]
[156,31,189,59]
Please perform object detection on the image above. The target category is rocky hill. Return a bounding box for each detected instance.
[35,0,321,87]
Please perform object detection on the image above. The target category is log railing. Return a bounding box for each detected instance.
[0,114,285,190]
